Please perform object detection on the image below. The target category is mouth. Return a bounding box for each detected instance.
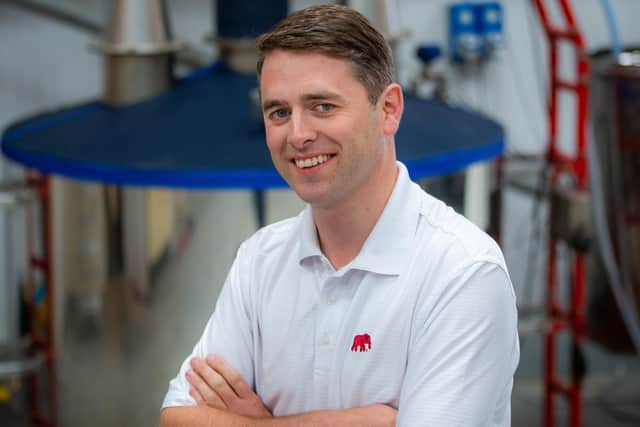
[293,154,335,169]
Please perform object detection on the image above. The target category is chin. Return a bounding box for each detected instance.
[293,188,329,207]
[294,192,319,205]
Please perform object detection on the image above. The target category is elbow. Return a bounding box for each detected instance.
[160,407,178,427]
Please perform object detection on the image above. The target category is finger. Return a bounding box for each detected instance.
[186,368,226,409]
[189,386,204,404]
[187,367,225,408]
[191,357,238,406]
[206,354,253,398]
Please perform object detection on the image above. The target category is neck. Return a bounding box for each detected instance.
[312,157,398,270]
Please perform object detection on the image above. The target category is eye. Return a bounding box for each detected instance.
[314,103,335,113]
[268,108,289,120]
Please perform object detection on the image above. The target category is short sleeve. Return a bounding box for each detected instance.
[397,262,520,426]
[162,242,256,408]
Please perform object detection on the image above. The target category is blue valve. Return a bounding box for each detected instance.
[416,45,442,64]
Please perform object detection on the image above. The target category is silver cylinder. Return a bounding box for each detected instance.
[587,48,640,353]
[94,0,182,105]
[102,55,172,105]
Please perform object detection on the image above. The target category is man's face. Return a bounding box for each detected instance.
[259,50,389,209]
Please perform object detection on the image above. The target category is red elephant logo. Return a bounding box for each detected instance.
[351,333,372,352]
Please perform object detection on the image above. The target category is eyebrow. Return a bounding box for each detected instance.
[301,91,344,103]
[262,99,287,112]
[262,92,345,112]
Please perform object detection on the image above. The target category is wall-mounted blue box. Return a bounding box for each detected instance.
[449,2,503,63]
[449,2,481,62]
[475,2,503,52]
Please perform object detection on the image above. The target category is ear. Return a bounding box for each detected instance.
[379,83,403,136]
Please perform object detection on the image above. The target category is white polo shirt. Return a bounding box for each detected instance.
[163,162,519,426]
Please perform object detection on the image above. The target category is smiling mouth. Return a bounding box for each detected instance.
[294,154,335,169]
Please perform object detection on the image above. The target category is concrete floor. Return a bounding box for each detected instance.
[2,189,640,426]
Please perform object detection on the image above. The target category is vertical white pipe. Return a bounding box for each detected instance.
[464,162,490,230]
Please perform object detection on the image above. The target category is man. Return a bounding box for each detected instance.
[161,4,519,426]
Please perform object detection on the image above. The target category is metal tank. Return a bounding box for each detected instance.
[587,48,640,353]
[62,0,183,321]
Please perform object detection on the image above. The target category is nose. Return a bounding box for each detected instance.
[286,110,316,149]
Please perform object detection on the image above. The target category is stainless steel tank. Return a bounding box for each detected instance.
[587,48,640,353]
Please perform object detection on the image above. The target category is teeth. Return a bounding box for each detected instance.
[295,154,331,169]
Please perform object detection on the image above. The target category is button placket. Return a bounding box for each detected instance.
[314,276,341,371]
[312,272,336,406]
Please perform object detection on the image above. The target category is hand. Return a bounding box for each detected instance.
[186,354,272,418]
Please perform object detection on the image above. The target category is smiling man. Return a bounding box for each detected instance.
[161,4,519,427]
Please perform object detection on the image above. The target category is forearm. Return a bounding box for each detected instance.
[161,406,259,427]
[261,404,396,427]
[160,404,395,427]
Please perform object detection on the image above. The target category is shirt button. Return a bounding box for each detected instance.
[327,296,337,305]
[320,335,331,346]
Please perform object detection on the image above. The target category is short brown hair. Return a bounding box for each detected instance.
[256,4,395,104]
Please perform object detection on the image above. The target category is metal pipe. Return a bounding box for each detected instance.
[96,0,181,106]
[1,0,103,33]
[2,0,210,68]
[599,0,622,61]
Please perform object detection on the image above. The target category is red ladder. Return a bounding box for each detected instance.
[25,173,57,427]
[531,1,590,426]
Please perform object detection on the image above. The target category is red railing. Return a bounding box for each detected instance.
[531,1,590,426]
[25,173,57,427]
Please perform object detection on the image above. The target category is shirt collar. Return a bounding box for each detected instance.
[297,161,422,275]
[298,204,323,261]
